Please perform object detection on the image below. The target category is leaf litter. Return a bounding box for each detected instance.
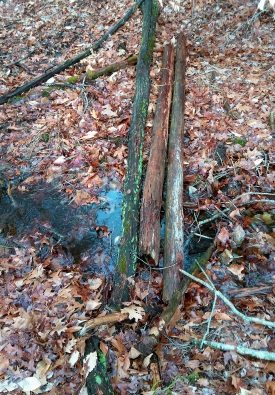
[0,0,274,394]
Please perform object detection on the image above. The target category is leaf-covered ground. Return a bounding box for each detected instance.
[0,0,274,394]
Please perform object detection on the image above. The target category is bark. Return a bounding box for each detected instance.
[161,243,215,324]
[0,0,145,105]
[111,0,158,306]
[139,44,175,263]
[162,33,186,302]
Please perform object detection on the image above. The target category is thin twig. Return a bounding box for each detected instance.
[180,269,275,329]
[191,339,275,361]
[184,196,275,249]
[3,51,35,68]
[201,292,217,347]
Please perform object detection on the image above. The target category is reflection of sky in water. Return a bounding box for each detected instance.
[0,180,123,274]
[96,189,123,244]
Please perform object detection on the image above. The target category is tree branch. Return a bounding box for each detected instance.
[0,0,145,105]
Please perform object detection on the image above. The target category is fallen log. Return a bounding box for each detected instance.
[0,0,145,105]
[111,0,159,306]
[162,33,186,302]
[139,43,175,263]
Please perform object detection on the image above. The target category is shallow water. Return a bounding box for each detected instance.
[0,180,122,275]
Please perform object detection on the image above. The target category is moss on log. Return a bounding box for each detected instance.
[0,0,145,105]
[111,0,159,306]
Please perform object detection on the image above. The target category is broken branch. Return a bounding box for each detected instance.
[0,0,145,105]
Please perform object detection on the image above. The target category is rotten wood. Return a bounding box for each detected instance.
[162,33,186,302]
[139,43,175,263]
[0,0,145,105]
[111,0,159,306]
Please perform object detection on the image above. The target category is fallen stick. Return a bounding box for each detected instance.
[228,286,273,298]
[0,0,145,105]
[191,339,275,362]
[79,312,129,336]
[139,43,174,263]
[83,55,138,81]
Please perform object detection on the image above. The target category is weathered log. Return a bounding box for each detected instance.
[161,243,216,324]
[0,0,145,105]
[139,44,175,263]
[111,0,159,306]
[85,55,138,81]
[162,33,186,302]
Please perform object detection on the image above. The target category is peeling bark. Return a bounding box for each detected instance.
[162,33,186,302]
[139,43,174,263]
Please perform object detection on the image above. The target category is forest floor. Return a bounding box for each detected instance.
[0,0,274,394]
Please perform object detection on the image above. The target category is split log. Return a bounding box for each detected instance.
[139,43,175,263]
[111,0,158,306]
[0,0,145,105]
[162,33,186,302]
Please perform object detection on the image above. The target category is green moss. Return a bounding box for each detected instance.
[124,218,131,235]
[9,95,24,103]
[41,133,50,142]
[98,351,106,366]
[187,373,200,384]
[233,138,247,147]
[86,70,97,81]
[42,86,56,97]
[65,75,79,84]
[117,255,127,274]
[95,376,102,385]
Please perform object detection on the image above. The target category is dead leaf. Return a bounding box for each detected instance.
[266,381,275,395]
[102,104,117,117]
[121,305,145,322]
[232,224,245,247]
[83,351,97,378]
[18,377,42,392]
[228,264,245,280]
